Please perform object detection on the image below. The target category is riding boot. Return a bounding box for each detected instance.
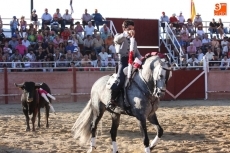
[106,90,119,110]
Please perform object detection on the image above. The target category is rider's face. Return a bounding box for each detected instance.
[124,25,134,31]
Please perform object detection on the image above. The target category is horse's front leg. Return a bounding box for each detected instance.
[110,113,120,153]
[148,113,163,150]
[138,116,150,153]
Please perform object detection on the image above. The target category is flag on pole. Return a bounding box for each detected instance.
[191,0,196,21]
[70,0,74,14]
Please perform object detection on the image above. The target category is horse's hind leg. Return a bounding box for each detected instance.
[147,113,163,150]
[88,102,105,152]
[110,113,120,153]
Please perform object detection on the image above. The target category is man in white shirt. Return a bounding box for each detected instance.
[222,43,230,55]
[187,54,199,66]
[197,48,204,63]
[205,47,215,66]
[100,24,110,34]
[84,21,95,37]
[221,36,229,49]
[63,9,73,26]
[81,9,92,28]
[98,47,108,67]
[177,12,185,28]
[22,37,30,49]
[41,8,52,28]
[160,12,169,32]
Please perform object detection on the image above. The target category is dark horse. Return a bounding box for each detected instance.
[15,82,52,131]
[71,55,172,153]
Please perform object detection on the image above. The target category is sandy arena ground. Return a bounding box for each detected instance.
[0,100,230,153]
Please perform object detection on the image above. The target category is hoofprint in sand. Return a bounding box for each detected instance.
[0,100,230,153]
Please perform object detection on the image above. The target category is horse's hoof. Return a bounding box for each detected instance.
[87,147,97,153]
[150,145,156,150]
[25,128,30,132]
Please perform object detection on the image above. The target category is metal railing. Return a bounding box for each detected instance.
[159,21,183,64]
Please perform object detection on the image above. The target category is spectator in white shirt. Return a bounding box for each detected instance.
[100,24,110,34]
[84,21,95,37]
[105,54,116,67]
[98,47,108,67]
[221,36,229,49]
[220,55,229,70]
[197,48,204,63]
[196,25,205,39]
[41,8,52,29]
[22,37,30,49]
[177,12,185,28]
[205,47,215,66]
[187,54,199,66]
[222,43,230,55]
[63,9,73,27]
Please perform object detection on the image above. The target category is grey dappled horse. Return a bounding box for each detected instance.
[71,55,172,153]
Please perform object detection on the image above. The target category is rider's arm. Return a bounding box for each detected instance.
[114,32,128,44]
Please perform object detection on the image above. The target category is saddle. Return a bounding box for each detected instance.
[106,66,137,115]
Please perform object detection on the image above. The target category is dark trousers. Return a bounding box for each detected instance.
[42,20,51,29]
[111,56,128,91]
[161,22,166,32]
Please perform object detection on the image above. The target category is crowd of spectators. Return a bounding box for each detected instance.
[160,12,230,70]
[0,8,116,72]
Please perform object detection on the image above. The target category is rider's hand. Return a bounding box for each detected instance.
[128,30,135,38]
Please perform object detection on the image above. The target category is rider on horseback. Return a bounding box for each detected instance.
[107,20,144,109]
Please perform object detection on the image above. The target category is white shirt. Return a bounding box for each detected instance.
[197,30,204,36]
[221,40,229,48]
[63,13,72,20]
[194,17,202,23]
[109,45,116,54]
[220,58,230,67]
[177,15,185,23]
[222,46,229,54]
[197,53,204,61]
[41,13,52,20]
[99,27,110,33]
[202,38,211,44]
[84,25,95,36]
[187,57,199,64]
[22,40,30,48]
[99,52,108,61]
[53,13,62,19]
[205,51,214,61]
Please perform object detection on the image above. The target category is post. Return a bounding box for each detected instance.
[72,67,77,102]
[4,68,8,104]
[30,0,33,13]
[203,56,208,100]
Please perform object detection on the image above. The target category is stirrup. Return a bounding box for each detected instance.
[106,100,117,110]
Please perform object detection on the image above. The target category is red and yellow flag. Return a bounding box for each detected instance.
[191,0,196,21]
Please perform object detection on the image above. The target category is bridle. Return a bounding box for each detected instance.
[132,61,172,98]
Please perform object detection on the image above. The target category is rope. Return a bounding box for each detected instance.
[0,93,90,97]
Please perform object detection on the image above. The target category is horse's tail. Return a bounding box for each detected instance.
[71,99,96,145]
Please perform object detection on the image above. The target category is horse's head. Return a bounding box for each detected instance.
[152,58,172,98]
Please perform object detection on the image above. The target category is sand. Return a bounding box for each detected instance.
[0,100,230,153]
